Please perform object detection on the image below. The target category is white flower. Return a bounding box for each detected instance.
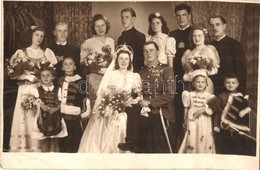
[203,28,208,35]
[30,25,37,30]
[155,12,161,17]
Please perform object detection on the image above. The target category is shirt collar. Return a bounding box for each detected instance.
[179,25,190,30]
[215,34,226,41]
[56,41,67,45]
[42,84,54,91]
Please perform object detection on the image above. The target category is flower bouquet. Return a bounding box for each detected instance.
[97,86,136,119]
[84,45,113,74]
[5,58,38,82]
[20,94,38,115]
[182,46,220,82]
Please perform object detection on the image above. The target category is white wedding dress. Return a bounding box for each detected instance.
[78,67,141,153]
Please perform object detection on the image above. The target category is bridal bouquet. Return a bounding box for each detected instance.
[97,87,135,119]
[20,94,38,114]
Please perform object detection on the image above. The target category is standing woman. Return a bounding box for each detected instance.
[9,25,57,152]
[181,23,220,94]
[147,12,176,67]
[80,14,115,109]
[78,45,142,153]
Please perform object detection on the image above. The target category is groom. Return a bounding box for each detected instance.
[118,41,176,153]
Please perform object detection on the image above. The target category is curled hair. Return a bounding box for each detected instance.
[174,3,191,14]
[90,14,110,35]
[189,23,210,49]
[114,50,132,71]
[148,12,169,36]
[121,7,136,17]
[20,25,47,50]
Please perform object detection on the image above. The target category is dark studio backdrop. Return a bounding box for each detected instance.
[2,1,259,153]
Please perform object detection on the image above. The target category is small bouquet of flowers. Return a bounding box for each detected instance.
[85,45,112,69]
[183,54,215,73]
[97,87,134,119]
[20,94,38,114]
[182,46,220,82]
[5,58,37,82]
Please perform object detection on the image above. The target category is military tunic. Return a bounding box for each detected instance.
[138,62,176,153]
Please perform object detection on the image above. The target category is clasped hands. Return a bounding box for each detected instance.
[191,108,206,120]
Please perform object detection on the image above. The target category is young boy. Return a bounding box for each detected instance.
[213,73,255,155]
[58,57,87,153]
[34,63,67,152]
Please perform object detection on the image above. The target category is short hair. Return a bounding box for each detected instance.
[121,7,136,17]
[54,21,68,30]
[209,15,227,24]
[143,41,159,51]
[62,56,76,65]
[114,50,132,70]
[223,73,240,82]
[90,14,110,35]
[189,23,210,49]
[174,3,191,14]
[148,12,169,35]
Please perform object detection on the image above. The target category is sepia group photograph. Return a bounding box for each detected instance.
[1,0,259,169]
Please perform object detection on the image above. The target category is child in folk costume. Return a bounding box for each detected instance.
[58,57,87,152]
[32,62,67,152]
[179,69,215,153]
[213,74,256,155]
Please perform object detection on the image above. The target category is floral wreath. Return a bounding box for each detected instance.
[115,44,134,60]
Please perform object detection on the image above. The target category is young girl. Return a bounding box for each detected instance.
[179,69,215,153]
[32,63,67,152]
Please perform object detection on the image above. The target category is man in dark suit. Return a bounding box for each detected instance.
[49,21,81,78]
[118,7,146,73]
[168,3,192,151]
[118,41,176,153]
[209,16,247,95]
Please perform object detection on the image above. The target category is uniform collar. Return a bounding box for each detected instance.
[147,61,159,71]
[65,74,81,82]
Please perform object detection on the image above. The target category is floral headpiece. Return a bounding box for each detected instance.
[155,12,161,17]
[30,25,37,30]
[116,44,134,60]
[202,28,208,35]
[37,60,55,70]
[191,69,208,80]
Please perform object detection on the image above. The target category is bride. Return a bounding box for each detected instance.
[78,45,142,153]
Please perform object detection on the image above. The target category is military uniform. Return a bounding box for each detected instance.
[138,62,176,153]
